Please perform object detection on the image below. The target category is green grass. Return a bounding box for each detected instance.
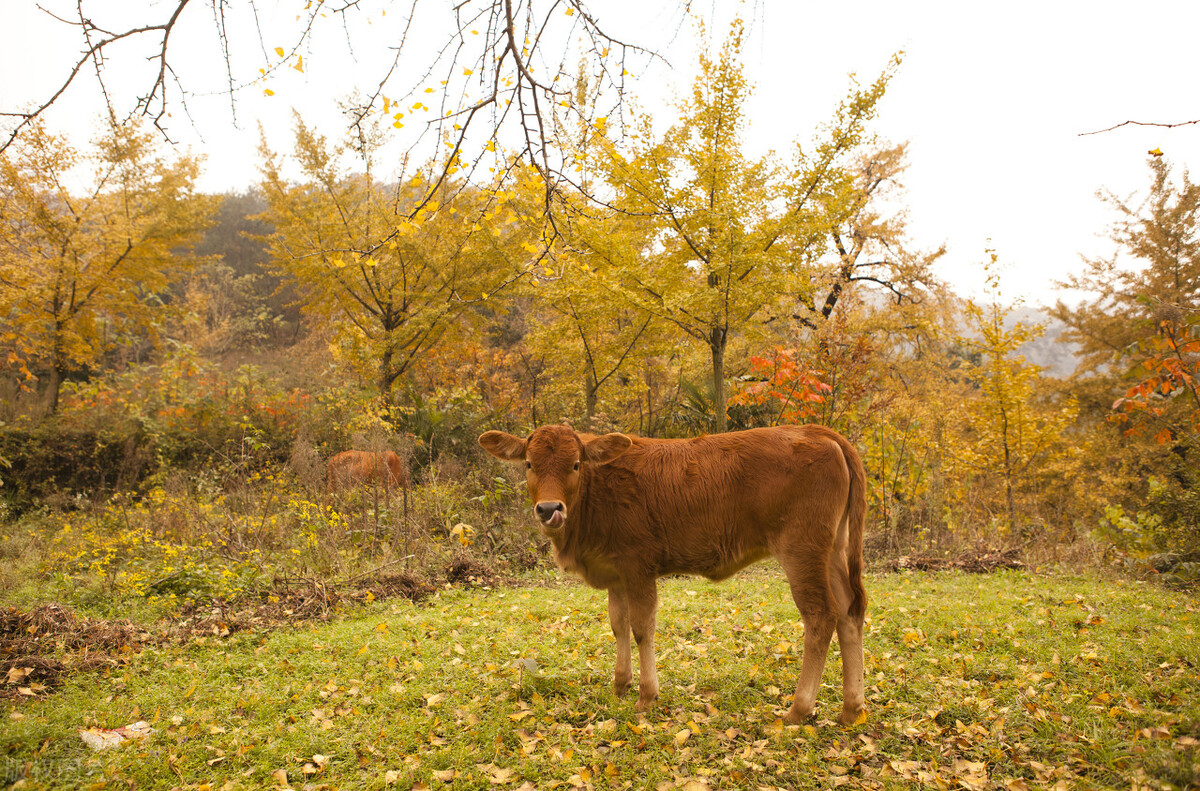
[3,568,1198,790]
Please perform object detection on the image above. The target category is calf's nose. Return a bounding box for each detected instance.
[535,501,564,523]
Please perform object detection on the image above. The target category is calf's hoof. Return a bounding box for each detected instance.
[839,706,866,726]
[783,704,814,725]
[613,676,632,697]
[634,692,658,712]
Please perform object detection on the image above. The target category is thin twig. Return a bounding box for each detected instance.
[1078,118,1200,136]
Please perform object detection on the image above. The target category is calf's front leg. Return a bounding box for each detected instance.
[607,587,632,697]
[624,577,659,711]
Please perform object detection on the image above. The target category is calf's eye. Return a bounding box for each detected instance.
[573,462,580,471]
[525,461,531,470]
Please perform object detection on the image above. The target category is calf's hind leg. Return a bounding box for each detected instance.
[780,553,839,724]
[830,559,866,724]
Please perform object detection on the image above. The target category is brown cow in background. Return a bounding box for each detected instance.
[479,424,867,724]
[326,450,408,493]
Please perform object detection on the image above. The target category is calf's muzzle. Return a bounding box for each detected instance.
[535,500,566,528]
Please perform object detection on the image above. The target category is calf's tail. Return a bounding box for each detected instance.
[838,435,868,622]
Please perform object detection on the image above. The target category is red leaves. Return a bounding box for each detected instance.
[1109,319,1200,443]
[730,346,831,424]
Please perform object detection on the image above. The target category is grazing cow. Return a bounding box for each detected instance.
[479,424,867,724]
[326,450,408,493]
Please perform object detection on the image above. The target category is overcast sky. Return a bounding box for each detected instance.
[4,0,1199,306]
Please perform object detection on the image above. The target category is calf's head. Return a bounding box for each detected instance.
[479,425,631,529]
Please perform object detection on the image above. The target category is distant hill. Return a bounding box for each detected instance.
[1009,307,1081,378]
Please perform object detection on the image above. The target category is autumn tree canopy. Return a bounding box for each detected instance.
[0,122,214,412]
[561,22,900,430]
[258,119,541,398]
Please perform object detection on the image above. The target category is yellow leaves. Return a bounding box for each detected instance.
[302,754,329,776]
[485,140,496,152]
[431,768,458,782]
[1149,147,1164,157]
[293,55,304,73]
[450,523,476,546]
[463,68,473,76]
[274,47,285,57]
[564,7,575,15]
[487,766,514,784]
[264,88,275,97]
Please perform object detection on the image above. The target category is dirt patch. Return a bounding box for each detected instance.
[1,604,154,700]
[1,564,483,701]
[445,554,501,588]
[886,547,1026,573]
[360,572,437,602]
[1,656,66,698]
[179,570,437,632]
[0,603,155,655]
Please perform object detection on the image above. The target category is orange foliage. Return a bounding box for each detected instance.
[729,346,831,425]
[1110,321,1200,443]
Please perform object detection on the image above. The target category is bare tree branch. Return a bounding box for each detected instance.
[1078,118,1200,137]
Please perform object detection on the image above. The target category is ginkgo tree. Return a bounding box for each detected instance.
[258,119,539,399]
[955,255,1078,532]
[568,21,897,431]
[0,121,214,414]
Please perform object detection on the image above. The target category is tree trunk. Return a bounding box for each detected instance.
[710,327,727,433]
[378,345,396,399]
[585,371,598,420]
[46,365,63,415]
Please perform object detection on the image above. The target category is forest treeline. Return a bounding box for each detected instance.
[1,28,1197,585]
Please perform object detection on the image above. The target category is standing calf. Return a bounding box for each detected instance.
[479,424,867,724]
[326,450,408,493]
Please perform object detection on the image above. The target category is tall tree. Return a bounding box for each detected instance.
[258,119,536,398]
[1054,156,1200,374]
[1055,157,1200,552]
[959,257,1078,531]
[572,21,896,431]
[0,121,214,413]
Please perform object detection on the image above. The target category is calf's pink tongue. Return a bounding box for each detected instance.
[548,511,565,528]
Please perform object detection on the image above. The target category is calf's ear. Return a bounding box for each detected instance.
[582,433,632,465]
[479,431,526,461]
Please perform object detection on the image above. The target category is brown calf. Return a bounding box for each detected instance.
[479,424,867,724]
[326,450,408,493]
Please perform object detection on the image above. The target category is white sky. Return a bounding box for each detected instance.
[3,0,1199,307]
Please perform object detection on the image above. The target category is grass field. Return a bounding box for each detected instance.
[2,567,1197,790]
